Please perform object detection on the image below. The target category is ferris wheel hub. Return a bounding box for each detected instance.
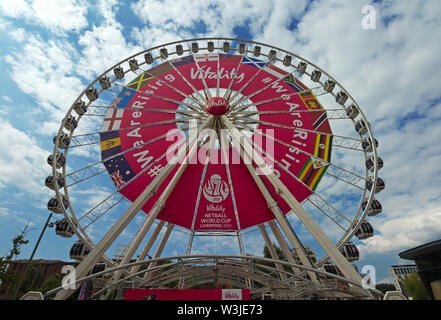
[205,97,230,115]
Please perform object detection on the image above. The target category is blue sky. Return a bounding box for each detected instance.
[1,0,441,286]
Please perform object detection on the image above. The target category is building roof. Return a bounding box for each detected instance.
[389,264,417,268]
[399,239,441,260]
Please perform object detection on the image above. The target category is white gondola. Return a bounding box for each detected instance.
[114,66,124,79]
[355,119,370,135]
[86,87,98,101]
[47,151,66,169]
[144,52,153,64]
[345,104,359,120]
[335,91,348,105]
[362,137,378,152]
[176,44,184,55]
[53,132,70,149]
[253,46,261,57]
[129,58,139,71]
[268,49,277,60]
[355,221,374,240]
[55,219,75,238]
[324,79,335,93]
[362,198,382,216]
[69,241,90,261]
[99,76,111,90]
[45,174,65,190]
[191,42,199,53]
[159,48,168,60]
[47,195,69,214]
[366,155,384,172]
[64,115,78,131]
[297,61,307,74]
[340,242,359,262]
[366,176,385,193]
[73,100,87,115]
[223,41,230,52]
[310,69,321,82]
[207,41,214,52]
[238,43,246,54]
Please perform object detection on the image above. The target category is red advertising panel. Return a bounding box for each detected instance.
[100,54,333,231]
[124,289,251,300]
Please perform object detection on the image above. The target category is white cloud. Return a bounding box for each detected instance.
[0,119,52,197]
[0,0,89,34]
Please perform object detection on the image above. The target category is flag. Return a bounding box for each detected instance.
[193,53,218,62]
[297,157,328,191]
[100,108,124,132]
[300,90,333,134]
[126,72,153,90]
[241,56,266,68]
[103,154,136,190]
[110,87,134,108]
[219,53,242,63]
[171,55,195,67]
[314,133,332,162]
[283,74,308,92]
[263,63,289,78]
[148,62,173,76]
[100,130,122,159]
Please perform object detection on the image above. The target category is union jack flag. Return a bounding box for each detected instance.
[110,169,125,189]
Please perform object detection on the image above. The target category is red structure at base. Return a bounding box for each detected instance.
[124,288,251,300]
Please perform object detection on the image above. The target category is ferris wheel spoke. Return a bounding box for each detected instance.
[228,55,312,111]
[167,59,207,103]
[65,123,195,187]
[235,118,366,153]
[223,55,245,100]
[228,68,263,103]
[219,132,246,255]
[192,54,212,100]
[221,115,363,284]
[230,108,349,121]
[306,194,351,230]
[110,82,200,112]
[137,64,205,111]
[230,85,326,115]
[86,104,204,118]
[230,122,358,228]
[79,192,125,230]
[70,116,203,146]
[235,123,367,190]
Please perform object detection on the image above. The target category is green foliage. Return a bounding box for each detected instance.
[375,282,396,293]
[0,223,30,298]
[38,273,61,294]
[402,272,428,300]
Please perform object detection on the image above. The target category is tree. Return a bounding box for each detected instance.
[375,282,396,294]
[402,272,428,300]
[38,273,62,295]
[0,223,30,298]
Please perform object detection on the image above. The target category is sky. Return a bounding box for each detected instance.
[0,0,441,286]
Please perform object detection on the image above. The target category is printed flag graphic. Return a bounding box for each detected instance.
[241,56,266,68]
[100,108,124,132]
[103,154,136,190]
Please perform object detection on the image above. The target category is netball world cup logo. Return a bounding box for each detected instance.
[203,174,229,203]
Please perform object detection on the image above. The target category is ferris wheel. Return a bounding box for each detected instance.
[45,38,384,300]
